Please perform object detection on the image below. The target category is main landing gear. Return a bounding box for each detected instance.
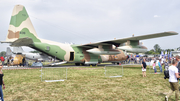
[75,63,85,66]
[75,63,80,66]
[112,62,120,65]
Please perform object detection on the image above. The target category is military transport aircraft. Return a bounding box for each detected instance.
[1,5,178,66]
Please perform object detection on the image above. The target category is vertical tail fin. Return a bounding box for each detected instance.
[6,5,40,43]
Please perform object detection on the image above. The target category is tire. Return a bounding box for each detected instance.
[81,63,85,66]
[75,63,80,66]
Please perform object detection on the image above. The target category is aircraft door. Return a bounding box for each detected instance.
[70,52,74,61]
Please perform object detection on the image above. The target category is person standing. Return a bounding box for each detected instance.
[141,59,147,77]
[175,55,180,91]
[0,57,4,66]
[164,59,169,71]
[152,61,157,74]
[158,60,162,73]
[22,56,25,67]
[7,58,10,67]
[176,55,180,73]
[0,63,5,101]
[165,60,180,101]
[11,57,14,66]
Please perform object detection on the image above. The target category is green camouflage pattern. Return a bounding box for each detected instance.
[7,5,177,64]
[5,5,131,64]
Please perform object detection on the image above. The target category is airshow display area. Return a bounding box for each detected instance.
[0,4,180,101]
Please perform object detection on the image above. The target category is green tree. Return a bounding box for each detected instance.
[150,49,154,52]
[145,49,155,54]
[0,51,6,57]
[154,44,161,54]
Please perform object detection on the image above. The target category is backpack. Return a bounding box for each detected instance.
[164,70,169,79]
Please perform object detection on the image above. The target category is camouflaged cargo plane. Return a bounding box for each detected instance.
[1,5,178,66]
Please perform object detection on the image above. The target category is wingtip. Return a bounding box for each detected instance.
[166,31,178,35]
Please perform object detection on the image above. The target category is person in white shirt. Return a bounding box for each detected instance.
[165,59,180,101]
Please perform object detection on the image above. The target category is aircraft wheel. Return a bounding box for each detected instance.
[81,63,85,66]
[75,63,80,66]
[117,62,119,65]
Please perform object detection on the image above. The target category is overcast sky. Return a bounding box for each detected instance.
[0,0,180,52]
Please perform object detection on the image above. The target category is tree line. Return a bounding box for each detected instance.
[145,44,176,55]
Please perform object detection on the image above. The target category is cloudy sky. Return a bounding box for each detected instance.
[0,0,180,52]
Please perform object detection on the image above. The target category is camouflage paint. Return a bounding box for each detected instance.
[32,43,66,60]
[10,7,28,27]
[19,28,41,42]
[72,46,100,63]
[102,45,112,51]
[5,5,128,64]
[71,46,84,62]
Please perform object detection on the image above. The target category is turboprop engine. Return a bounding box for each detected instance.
[117,45,147,53]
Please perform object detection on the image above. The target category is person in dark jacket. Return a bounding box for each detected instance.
[0,63,5,101]
[22,56,26,67]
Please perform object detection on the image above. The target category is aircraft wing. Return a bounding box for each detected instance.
[10,37,34,47]
[77,31,178,47]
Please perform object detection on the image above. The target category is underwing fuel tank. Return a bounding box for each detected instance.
[117,46,147,53]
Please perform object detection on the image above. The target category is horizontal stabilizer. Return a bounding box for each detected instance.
[10,37,33,47]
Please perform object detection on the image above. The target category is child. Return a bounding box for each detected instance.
[153,61,157,74]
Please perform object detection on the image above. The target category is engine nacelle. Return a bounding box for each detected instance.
[86,48,121,55]
[117,45,147,53]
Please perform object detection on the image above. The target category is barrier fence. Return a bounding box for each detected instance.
[40,67,67,82]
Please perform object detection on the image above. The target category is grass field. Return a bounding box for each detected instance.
[2,65,176,101]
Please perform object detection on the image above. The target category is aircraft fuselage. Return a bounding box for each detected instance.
[30,41,127,65]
